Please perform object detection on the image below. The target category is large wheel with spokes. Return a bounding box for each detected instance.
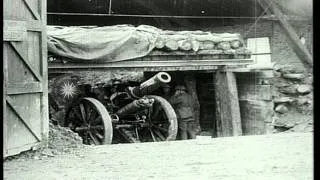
[112,95,178,143]
[65,97,113,145]
[142,95,178,142]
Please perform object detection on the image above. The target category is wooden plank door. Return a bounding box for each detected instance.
[3,0,48,157]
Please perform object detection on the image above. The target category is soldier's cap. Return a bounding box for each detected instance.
[175,85,187,91]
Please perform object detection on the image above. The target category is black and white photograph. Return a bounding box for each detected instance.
[3,0,313,179]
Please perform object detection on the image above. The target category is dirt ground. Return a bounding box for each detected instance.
[4,132,313,180]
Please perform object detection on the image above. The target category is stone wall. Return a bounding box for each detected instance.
[270,65,313,132]
[206,20,313,133]
[204,20,312,70]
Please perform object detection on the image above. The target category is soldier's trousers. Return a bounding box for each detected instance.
[178,120,196,140]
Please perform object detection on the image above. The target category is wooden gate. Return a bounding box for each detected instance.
[3,0,48,157]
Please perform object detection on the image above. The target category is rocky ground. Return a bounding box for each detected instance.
[4,132,313,180]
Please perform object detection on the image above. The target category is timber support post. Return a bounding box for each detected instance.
[214,71,242,137]
[259,0,313,69]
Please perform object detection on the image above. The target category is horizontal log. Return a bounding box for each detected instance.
[160,34,187,41]
[199,41,215,50]
[190,33,214,41]
[191,40,200,52]
[217,42,231,50]
[230,40,242,49]
[165,40,179,51]
[155,37,165,49]
[178,40,192,51]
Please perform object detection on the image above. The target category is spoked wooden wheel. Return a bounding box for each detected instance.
[141,95,178,142]
[65,97,113,145]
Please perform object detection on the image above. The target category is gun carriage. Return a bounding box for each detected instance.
[50,72,178,145]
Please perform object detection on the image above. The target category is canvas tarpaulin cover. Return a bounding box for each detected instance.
[47,24,246,62]
[47,25,160,62]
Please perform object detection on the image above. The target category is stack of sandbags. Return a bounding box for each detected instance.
[154,30,247,53]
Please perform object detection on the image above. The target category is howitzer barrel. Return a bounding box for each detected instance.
[116,97,155,116]
[129,72,171,98]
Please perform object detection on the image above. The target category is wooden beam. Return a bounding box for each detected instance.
[4,142,43,158]
[6,97,41,142]
[40,0,49,141]
[27,20,43,32]
[6,82,43,95]
[46,12,279,19]
[108,0,112,14]
[48,65,221,73]
[260,15,311,22]
[214,71,242,137]
[3,42,8,156]
[22,0,41,20]
[257,0,272,15]
[260,0,313,69]
[48,59,253,69]
[9,42,42,81]
[226,72,242,136]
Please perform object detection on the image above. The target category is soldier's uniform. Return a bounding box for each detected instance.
[169,85,196,140]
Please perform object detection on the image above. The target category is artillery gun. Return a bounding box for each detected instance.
[54,72,178,145]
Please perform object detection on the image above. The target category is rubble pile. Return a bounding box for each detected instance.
[48,122,85,154]
[5,122,85,161]
[270,65,313,133]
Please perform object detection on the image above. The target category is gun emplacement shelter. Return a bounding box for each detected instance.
[46,24,273,139]
[4,0,312,157]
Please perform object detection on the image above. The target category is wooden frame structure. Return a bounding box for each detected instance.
[257,0,312,69]
[48,53,260,138]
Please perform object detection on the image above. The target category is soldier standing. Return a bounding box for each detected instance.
[169,85,196,140]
